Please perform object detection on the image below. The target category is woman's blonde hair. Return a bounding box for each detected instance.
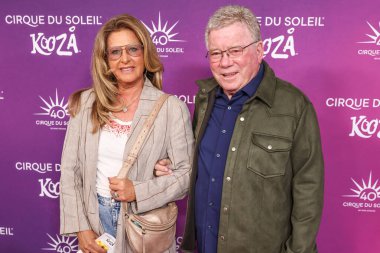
[69,14,163,132]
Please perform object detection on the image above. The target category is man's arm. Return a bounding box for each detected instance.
[154,158,173,176]
[285,102,324,253]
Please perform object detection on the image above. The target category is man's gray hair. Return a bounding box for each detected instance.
[205,5,261,49]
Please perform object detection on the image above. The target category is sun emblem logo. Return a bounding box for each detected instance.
[142,12,185,46]
[343,171,380,202]
[42,234,78,253]
[358,22,380,45]
[34,89,68,119]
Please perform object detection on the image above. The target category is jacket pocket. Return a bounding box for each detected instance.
[247,132,292,178]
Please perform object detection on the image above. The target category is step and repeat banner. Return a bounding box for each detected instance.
[1,0,379,252]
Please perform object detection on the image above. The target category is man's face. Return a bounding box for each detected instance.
[207,22,263,98]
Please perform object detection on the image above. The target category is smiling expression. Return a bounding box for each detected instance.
[107,29,145,88]
[207,22,264,98]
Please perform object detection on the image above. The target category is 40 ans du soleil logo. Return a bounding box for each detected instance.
[42,234,78,253]
[357,21,380,60]
[34,89,69,130]
[342,171,380,212]
[358,22,380,45]
[142,12,185,58]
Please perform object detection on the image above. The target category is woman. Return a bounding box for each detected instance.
[59,14,194,253]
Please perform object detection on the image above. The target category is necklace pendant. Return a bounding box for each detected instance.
[122,107,128,113]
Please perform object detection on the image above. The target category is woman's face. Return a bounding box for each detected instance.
[106,29,145,88]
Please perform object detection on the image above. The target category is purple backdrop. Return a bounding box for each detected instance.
[1,0,380,252]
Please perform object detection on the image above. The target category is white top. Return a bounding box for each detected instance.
[96,116,132,197]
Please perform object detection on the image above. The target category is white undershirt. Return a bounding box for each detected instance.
[96,116,132,197]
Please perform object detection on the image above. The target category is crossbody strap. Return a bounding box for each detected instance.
[117,93,170,179]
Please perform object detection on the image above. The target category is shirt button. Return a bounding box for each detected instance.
[226,177,231,181]
[216,153,221,158]
[221,129,226,134]
[211,177,215,182]
[220,235,225,240]
[209,202,214,206]
[223,206,228,212]
[267,145,273,150]
[231,147,236,152]
[227,106,232,110]
[240,117,245,121]
[208,225,212,229]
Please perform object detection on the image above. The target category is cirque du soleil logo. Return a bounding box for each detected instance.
[42,234,78,253]
[34,89,69,130]
[142,12,185,57]
[342,171,380,212]
[357,21,380,60]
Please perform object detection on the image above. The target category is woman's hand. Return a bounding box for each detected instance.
[154,158,173,177]
[109,177,136,202]
[77,230,107,253]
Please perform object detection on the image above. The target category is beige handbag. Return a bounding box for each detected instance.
[125,202,178,253]
[117,94,178,253]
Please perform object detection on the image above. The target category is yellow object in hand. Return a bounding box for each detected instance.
[96,239,109,251]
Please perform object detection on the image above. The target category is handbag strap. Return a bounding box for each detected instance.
[117,93,170,179]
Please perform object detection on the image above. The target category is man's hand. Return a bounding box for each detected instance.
[154,158,173,177]
[77,230,106,253]
[109,177,136,202]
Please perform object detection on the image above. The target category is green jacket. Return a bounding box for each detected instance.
[181,61,324,253]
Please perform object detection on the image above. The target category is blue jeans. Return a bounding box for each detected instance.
[97,194,121,238]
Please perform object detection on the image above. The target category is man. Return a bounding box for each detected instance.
[155,5,324,253]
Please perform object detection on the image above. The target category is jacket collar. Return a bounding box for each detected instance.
[196,77,219,94]
[122,78,163,164]
[253,61,276,108]
[139,77,162,101]
[127,77,162,141]
[195,60,277,108]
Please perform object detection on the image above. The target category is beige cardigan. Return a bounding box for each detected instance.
[59,79,194,252]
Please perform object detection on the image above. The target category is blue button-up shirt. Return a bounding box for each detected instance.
[195,64,264,253]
